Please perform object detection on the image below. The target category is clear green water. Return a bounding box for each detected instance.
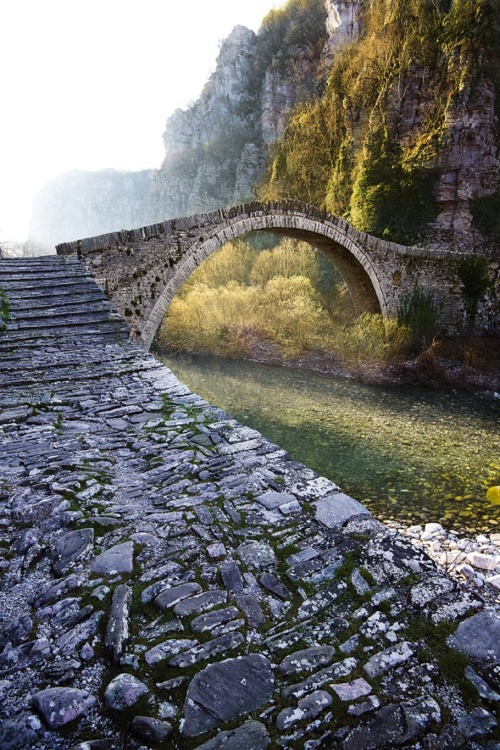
[156,352,500,534]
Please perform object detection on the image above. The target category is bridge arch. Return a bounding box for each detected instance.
[141,211,388,351]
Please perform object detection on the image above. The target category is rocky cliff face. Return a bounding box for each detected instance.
[29,0,328,248]
[29,0,500,251]
[150,3,328,219]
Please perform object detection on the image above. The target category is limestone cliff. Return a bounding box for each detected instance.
[29,0,500,251]
[150,0,328,219]
[264,0,500,249]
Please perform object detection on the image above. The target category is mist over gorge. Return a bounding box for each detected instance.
[29,0,500,252]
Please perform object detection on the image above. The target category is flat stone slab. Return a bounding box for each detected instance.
[182,654,274,736]
[278,646,336,676]
[104,584,131,663]
[364,641,414,679]
[448,611,500,663]
[51,529,94,577]
[220,561,244,593]
[256,490,296,510]
[194,720,271,750]
[331,677,372,701]
[155,582,202,611]
[276,689,332,731]
[91,542,134,575]
[313,493,370,528]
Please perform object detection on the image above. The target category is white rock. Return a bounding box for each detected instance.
[423,523,444,538]
[467,551,499,571]
[439,550,466,567]
[456,564,476,579]
[487,574,500,591]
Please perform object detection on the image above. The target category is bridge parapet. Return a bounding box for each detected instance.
[57,201,497,347]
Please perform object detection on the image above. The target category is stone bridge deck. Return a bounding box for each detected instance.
[0,256,499,749]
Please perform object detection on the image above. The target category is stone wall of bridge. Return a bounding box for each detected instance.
[56,201,497,348]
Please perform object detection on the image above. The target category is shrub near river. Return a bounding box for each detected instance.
[156,237,411,366]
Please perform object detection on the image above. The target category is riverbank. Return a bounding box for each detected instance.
[173,333,500,397]
[386,521,500,607]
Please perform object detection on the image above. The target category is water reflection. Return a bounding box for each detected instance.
[156,352,500,534]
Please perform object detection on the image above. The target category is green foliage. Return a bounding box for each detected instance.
[397,286,438,349]
[258,0,327,70]
[336,313,411,364]
[471,191,500,243]
[457,255,492,326]
[262,0,498,244]
[0,288,10,332]
[157,236,411,366]
[350,128,438,243]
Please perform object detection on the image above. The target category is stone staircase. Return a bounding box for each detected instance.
[0,255,129,351]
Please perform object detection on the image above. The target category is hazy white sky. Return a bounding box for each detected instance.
[0,0,281,242]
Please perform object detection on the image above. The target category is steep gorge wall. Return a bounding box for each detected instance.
[30,0,500,254]
[29,0,330,249]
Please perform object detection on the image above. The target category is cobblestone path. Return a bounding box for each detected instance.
[0,257,499,749]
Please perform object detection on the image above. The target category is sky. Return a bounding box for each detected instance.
[0,0,282,243]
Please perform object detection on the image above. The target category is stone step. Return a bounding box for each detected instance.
[8,295,110,313]
[0,256,72,267]
[7,301,113,320]
[0,264,88,275]
[6,311,120,330]
[0,275,95,291]
[0,322,128,344]
[7,283,107,307]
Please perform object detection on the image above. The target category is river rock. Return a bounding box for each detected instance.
[0,714,42,750]
[130,716,173,743]
[182,654,274,736]
[313,493,370,528]
[32,687,95,729]
[448,611,500,663]
[104,673,149,711]
[91,542,134,575]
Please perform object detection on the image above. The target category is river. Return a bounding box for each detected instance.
[155,352,500,534]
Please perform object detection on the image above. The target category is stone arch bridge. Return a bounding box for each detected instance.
[56,200,475,349]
